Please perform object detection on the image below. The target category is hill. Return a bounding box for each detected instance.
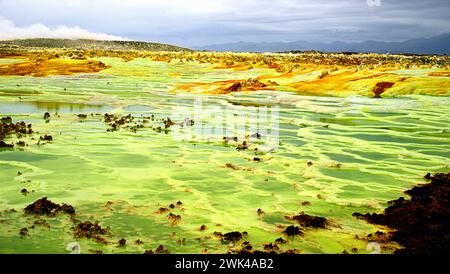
[0,38,190,52]
[195,34,450,55]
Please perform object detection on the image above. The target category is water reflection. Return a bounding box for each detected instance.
[0,101,111,114]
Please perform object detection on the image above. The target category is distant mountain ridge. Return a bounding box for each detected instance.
[195,34,450,55]
[0,38,190,52]
[1,35,449,55]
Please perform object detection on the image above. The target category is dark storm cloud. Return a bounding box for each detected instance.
[0,0,449,46]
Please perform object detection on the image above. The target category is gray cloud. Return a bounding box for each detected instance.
[0,0,449,47]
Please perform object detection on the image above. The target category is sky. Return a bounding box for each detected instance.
[0,0,449,47]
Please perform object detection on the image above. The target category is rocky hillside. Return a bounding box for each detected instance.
[0,38,190,52]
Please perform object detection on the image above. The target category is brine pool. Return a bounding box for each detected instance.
[0,58,449,254]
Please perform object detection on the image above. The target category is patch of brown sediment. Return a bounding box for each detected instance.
[372,82,394,98]
[0,58,109,77]
[152,56,171,62]
[0,53,24,59]
[353,173,450,254]
[223,78,267,92]
[176,78,276,95]
[348,73,399,81]
[224,162,254,172]
[428,71,450,77]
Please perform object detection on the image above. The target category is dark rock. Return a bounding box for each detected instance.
[223,231,244,243]
[223,136,238,143]
[287,212,328,228]
[118,238,126,247]
[19,228,28,237]
[104,113,134,132]
[40,135,53,142]
[155,245,170,254]
[353,173,450,254]
[16,141,26,147]
[213,232,223,238]
[72,221,109,244]
[0,141,14,148]
[241,241,253,251]
[283,225,303,236]
[163,118,175,129]
[226,82,242,92]
[236,141,249,151]
[1,117,12,124]
[167,212,181,224]
[24,197,75,216]
[275,238,287,244]
[89,249,103,254]
[263,243,280,252]
[156,207,169,213]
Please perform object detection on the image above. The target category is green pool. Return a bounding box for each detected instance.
[0,58,449,254]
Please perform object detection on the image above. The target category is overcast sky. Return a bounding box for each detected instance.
[0,0,449,47]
